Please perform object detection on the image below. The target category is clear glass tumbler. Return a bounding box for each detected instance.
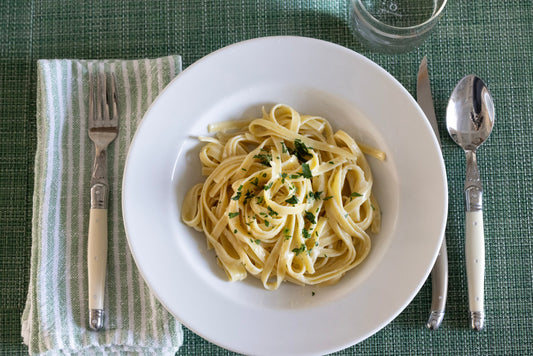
[349,0,447,54]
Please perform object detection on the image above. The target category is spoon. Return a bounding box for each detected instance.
[446,75,495,331]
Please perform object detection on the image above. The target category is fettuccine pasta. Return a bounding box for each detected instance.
[182,104,385,290]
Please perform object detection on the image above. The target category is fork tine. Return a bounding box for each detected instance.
[88,72,95,128]
[109,73,118,121]
[99,73,109,121]
[89,71,119,127]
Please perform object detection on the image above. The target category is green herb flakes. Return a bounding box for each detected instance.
[301,163,312,178]
[304,211,316,224]
[292,243,306,255]
[253,153,272,166]
[294,139,312,162]
[285,195,299,205]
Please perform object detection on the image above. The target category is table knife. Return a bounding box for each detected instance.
[417,56,448,330]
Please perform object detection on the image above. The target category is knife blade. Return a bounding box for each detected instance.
[417,56,449,330]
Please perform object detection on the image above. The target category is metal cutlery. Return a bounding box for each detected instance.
[87,71,119,331]
[417,56,448,330]
[446,74,494,331]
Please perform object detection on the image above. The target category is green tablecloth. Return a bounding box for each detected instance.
[1,1,531,354]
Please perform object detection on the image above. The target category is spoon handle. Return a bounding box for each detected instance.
[465,210,485,330]
[464,150,485,331]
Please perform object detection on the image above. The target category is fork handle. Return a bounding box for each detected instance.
[88,207,107,331]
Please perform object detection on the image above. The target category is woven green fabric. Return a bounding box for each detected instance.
[1,0,532,355]
[21,57,183,355]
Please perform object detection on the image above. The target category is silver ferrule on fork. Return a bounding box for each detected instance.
[90,149,109,209]
[90,183,109,209]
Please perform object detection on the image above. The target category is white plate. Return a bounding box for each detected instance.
[123,36,447,356]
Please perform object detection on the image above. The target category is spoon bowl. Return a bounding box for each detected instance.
[446,75,495,150]
[446,74,495,331]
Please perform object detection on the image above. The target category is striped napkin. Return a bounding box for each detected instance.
[21,56,183,355]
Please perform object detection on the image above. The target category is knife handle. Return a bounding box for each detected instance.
[427,238,448,330]
[465,209,485,331]
[88,207,107,330]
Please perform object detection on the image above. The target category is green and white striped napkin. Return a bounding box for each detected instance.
[21,56,183,355]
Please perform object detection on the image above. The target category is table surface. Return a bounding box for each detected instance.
[1,1,532,355]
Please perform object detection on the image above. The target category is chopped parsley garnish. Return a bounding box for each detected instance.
[308,191,322,200]
[249,177,259,186]
[283,228,292,240]
[285,195,299,205]
[231,191,241,200]
[263,182,273,190]
[302,228,311,239]
[228,212,240,219]
[250,238,261,244]
[281,141,288,153]
[267,206,278,217]
[281,172,287,183]
[264,220,270,227]
[256,195,264,204]
[289,173,302,179]
[328,161,334,164]
[294,139,312,162]
[292,243,306,255]
[253,153,272,166]
[233,229,238,234]
[323,195,333,201]
[351,192,362,197]
[301,163,312,178]
[243,190,255,204]
[304,211,316,224]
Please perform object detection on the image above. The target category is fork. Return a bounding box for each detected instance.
[87,71,118,331]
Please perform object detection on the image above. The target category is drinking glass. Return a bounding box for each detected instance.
[349,0,447,53]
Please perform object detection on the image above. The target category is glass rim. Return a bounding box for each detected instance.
[353,0,448,33]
